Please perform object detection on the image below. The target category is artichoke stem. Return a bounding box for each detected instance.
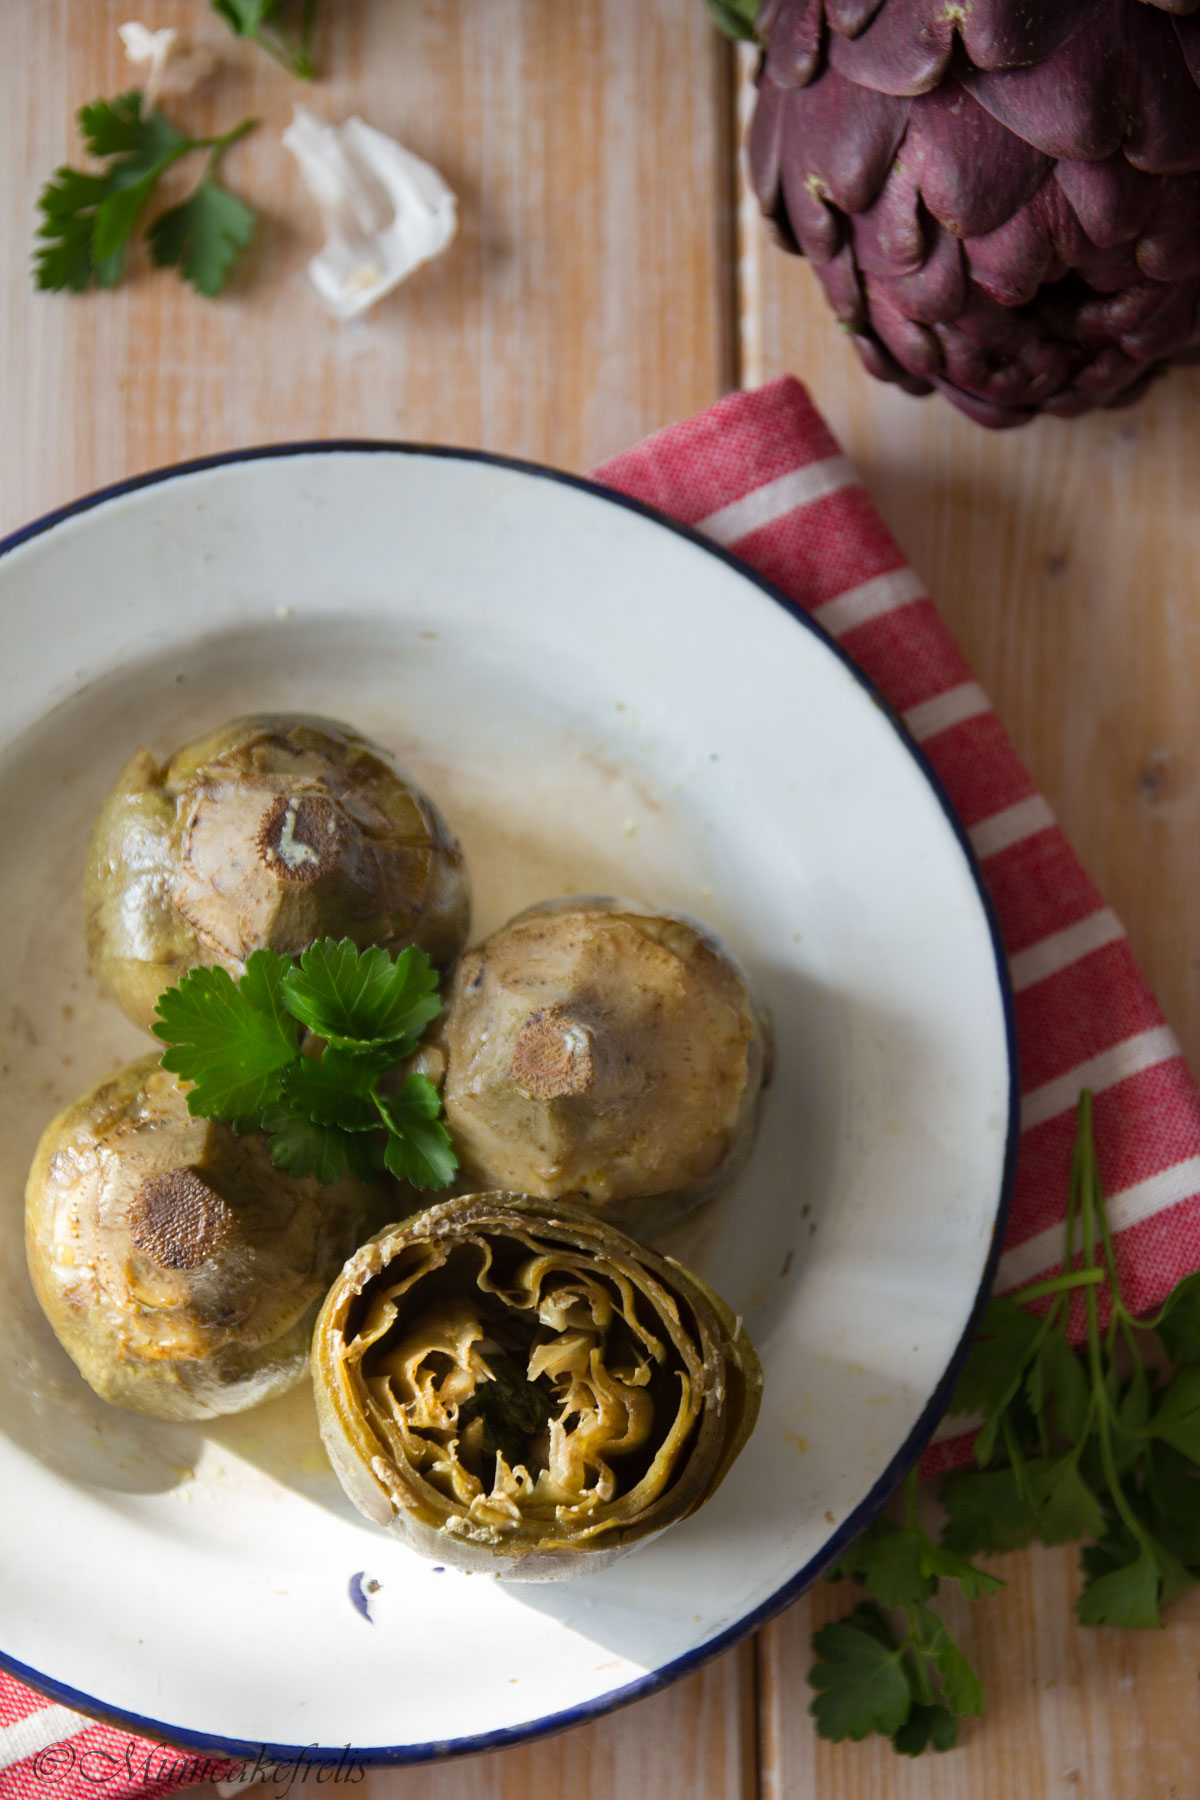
[506,1009,595,1100]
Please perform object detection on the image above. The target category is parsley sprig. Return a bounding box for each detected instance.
[152,940,457,1190]
[810,1470,999,1755]
[35,93,256,297]
[212,0,319,78]
[809,1091,1200,1754]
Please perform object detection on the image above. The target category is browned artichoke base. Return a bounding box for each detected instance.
[312,1194,762,1579]
[436,899,769,1234]
[84,713,470,1032]
[25,1056,391,1421]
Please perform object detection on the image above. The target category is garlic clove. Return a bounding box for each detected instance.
[282,105,457,322]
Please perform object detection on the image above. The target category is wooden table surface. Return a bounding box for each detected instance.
[5,5,1200,1796]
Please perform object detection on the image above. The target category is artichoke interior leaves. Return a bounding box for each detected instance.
[808,1606,912,1743]
[459,1353,556,1470]
[283,939,441,1048]
[153,962,299,1126]
[378,1076,458,1191]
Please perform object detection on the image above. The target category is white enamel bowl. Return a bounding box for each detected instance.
[0,447,1016,1764]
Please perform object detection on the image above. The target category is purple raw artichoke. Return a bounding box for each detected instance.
[746,0,1200,426]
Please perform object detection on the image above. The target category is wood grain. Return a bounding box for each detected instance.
[1,0,735,536]
[741,48,1200,1800]
[762,1563,1200,1800]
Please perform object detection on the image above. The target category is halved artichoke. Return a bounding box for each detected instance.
[312,1192,762,1579]
[85,714,470,1033]
[25,1056,392,1421]
[435,899,769,1234]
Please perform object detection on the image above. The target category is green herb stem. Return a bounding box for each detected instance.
[198,115,258,177]
[901,1621,937,1708]
[1008,1268,1106,1308]
[1078,1101,1151,1553]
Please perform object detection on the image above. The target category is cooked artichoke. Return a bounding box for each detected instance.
[312,1192,762,1578]
[85,714,470,1033]
[435,899,768,1234]
[25,1056,391,1421]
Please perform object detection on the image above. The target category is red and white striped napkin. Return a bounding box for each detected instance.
[596,375,1200,1477]
[4,375,1200,1795]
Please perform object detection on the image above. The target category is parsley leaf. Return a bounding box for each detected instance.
[892,1704,958,1756]
[36,94,185,291]
[832,1519,932,1607]
[941,1465,1041,1556]
[949,1298,1044,1421]
[153,942,454,1188]
[1154,1271,1200,1363]
[1023,1455,1106,1546]
[1146,1365,1200,1465]
[808,1607,912,1743]
[916,1537,1004,1600]
[703,0,762,42]
[1076,1545,1162,1629]
[147,180,255,298]
[282,1046,387,1132]
[910,1603,984,1716]
[261,1103,383,1183]
[1027,1331,1091,1444]
[283,939,442,1049]
[212,0,318,77]
[154,960,299,1128]
[377,1076,459,1190]
[35,93,256,297]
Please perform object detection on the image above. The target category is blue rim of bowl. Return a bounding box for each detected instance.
[0,441,1020,1768]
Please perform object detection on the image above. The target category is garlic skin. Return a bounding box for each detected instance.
[282,105,457,322]
[118,21,219,105]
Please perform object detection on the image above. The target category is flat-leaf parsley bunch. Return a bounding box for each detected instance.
[152,939,457,1190]
[809,1091,1200,1755]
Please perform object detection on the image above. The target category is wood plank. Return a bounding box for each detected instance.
[1,0,734,538]
[182,1644,754,1800]
[761,1564,1200,1800]
[1,4,755,1795]
[741,46,1200,1800]
[363,1645,756,1800]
